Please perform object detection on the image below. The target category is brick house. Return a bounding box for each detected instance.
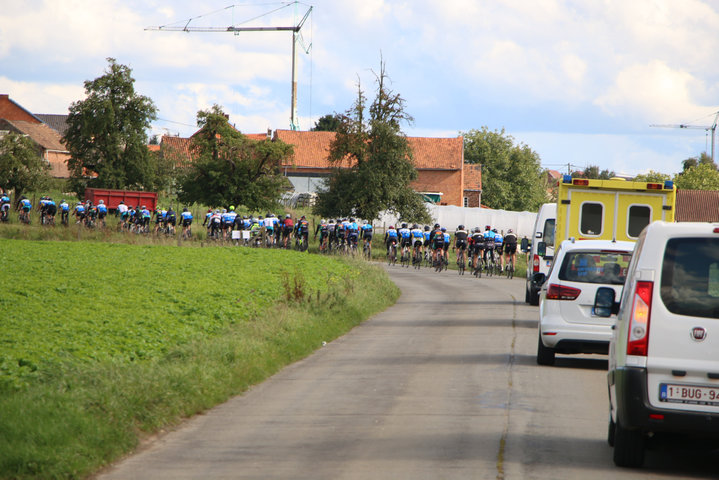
[0,94,71,178]
[274,130,479,207]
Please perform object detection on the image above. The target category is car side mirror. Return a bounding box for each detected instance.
[537,241,547,257]
[532,272,546,287]
[594,287,619,317]
[520,237,529,252]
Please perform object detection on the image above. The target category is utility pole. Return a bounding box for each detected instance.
[146,3,312,131]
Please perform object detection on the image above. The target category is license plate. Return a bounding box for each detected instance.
[660,383,719,406]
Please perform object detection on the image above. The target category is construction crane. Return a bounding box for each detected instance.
[146,2,313,131]
[650,110,719,162]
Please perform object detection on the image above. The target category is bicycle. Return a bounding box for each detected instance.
[387,242,398,266]
[433,250,445,272]
[484,250,495,277]
[19,210,31,224]
[412,246,422,269]
[181,224,192,240]
[363,238,372,260]
[456,248,466,275]
[400,245,410,268]
[473,254,483,278]
[505,256,515,279]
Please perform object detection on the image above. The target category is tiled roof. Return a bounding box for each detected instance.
[0,119,67,151]
[463,163,482,191]
[34,114,69,136]
[274,130,463,170]
[676,189,719,222]
[160,136,193,168]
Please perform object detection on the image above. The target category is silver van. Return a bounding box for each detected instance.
[525,203,556,305]
[596,221,719,467]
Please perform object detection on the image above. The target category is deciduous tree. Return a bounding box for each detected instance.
[0,132,50,203]
[64,58,158,196]
[674,162,719,190]
[462,127,546,211]
[314,63,430,223]
[176,105,293,211]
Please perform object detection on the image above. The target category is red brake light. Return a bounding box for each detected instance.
[627,280,653,356]
[546,283,581,300]
[533,254,540,273]
[573,179,589,186]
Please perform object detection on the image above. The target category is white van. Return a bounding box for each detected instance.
[595,222,719,467]
[524,203,556,305]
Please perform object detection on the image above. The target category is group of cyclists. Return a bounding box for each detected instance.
[0,193,72,226]
[383,222,519,276]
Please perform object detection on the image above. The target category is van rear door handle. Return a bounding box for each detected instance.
[707,373,719,380]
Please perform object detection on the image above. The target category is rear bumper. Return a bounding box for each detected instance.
[611,367,719,435]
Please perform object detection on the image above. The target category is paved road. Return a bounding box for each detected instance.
[98,266,719,479]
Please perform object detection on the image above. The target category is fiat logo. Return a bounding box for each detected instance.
[691,327,707,342]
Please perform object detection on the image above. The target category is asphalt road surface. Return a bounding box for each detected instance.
[98,265,719,479]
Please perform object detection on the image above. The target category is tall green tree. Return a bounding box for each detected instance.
[462,127,546,211]
[64,58,158,196]
[176,105,293,210]
[634,170,672,182]
[674,162,719,190]
[314,64,430,223]
[572,164,615,179]
[0,132,50,203]
[681,152,716,172]
[311,114,341,132]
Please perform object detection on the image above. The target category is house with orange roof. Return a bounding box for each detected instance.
[274,130,480,207]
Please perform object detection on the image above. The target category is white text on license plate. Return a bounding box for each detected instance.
[660,383,719,406]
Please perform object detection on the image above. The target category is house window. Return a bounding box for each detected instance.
[463,197,468,207]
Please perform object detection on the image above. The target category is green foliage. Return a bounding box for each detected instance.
[674,162,719,190]
[0,132,51,201]
[0,239,399,478]
[463,127,546,211]
[64,58,159,196]
[315,63,430,223]
[681,152,716,172]
[572,164,615,179]
[633,170,672,182]
[311,113,341,132]
[177,105,293,211]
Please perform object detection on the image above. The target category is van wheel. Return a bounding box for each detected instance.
[525,285,531,303]
[607,415,615,447]
[536,331,555,366]
[529,287,540,306]
[613,421,645,468]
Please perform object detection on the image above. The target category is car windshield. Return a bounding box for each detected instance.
[661,238,719,319]
[557,250,632,285]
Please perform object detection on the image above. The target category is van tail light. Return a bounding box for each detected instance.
[546,283,581,300]
[533,254,540,272]
[627,280,653,356]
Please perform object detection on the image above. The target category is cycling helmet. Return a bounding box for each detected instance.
[61,199,65,203]
[412,224,419,229]
[474,227,481,233]
[492,228,498,233]
[424,225,430,231]
[485,225,491,230]
[508,228,513,233]
[389,225,395,229]
[401,222,408,228]
[321,219,326,223]
[286,214,291,218]
[458,225,464,230]
[98,199,104,204]
[229,205,235,210]
[441,227,447,232]
[301,215,306,220]
[183,207,188,212]
[434,223,440,229]
[141,205,146,209]
[363,219,368,224]
[350,217,355,222]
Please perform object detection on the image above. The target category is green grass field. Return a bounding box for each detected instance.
[0,239,400,479]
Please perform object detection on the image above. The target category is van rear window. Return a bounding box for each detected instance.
[661,238,719,319]
[558,250,632,285]
[543,219,555,247]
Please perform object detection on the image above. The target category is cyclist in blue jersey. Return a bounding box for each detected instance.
[493,229,504,271]
[410,223,424,260]
[483,225,496,264]
[97,200,108,227]
[384,225,399,255]
[346,218,359,250]
[180,207,193,237]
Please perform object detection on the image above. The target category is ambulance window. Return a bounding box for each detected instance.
[627,205,651,238]
[543,219,555,247]
[580,203,603,236]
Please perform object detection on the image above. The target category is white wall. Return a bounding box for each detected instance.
[376,205,537,239]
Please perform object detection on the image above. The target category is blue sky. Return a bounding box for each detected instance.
[2,0,719,176]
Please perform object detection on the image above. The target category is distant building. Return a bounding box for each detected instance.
[676,189,719,222]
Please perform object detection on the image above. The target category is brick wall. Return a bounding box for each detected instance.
[412,170,463,206]
[463,190,481,208]
[0,95,41,123]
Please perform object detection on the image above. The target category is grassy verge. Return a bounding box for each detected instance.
[0,240,399,479]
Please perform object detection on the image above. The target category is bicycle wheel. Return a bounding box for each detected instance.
[458,256,465,275]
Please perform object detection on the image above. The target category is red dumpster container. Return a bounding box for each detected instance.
[84,188,158,211]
